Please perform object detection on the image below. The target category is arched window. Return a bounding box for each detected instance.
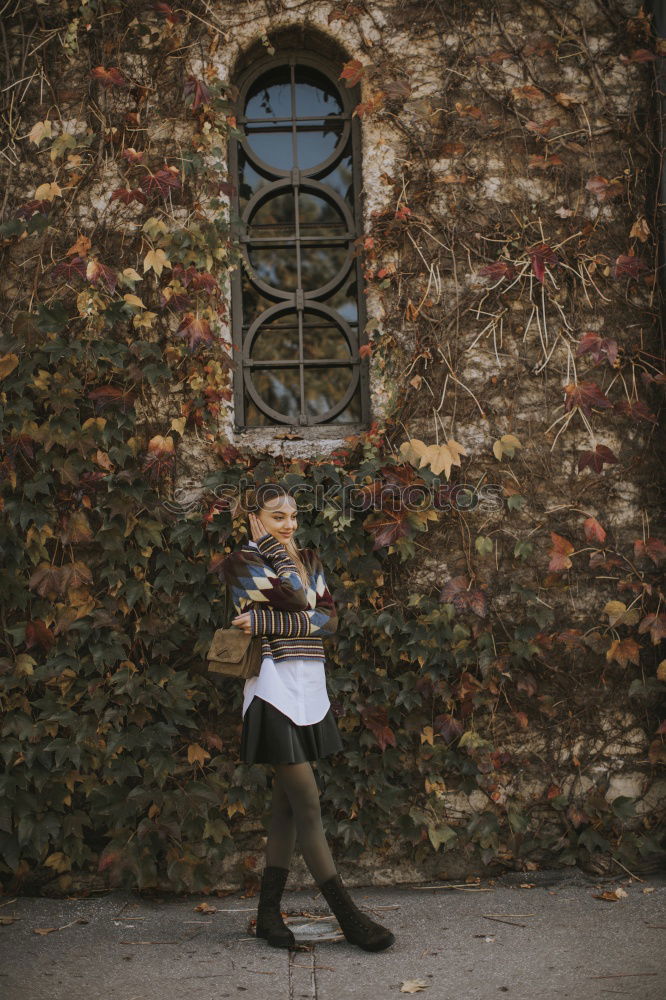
[228,41,370,432]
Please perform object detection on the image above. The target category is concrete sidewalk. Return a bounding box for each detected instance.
[1,869,665,1000]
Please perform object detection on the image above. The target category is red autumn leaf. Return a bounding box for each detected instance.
[563,380,613,416]
[578,444,619,473]
[434,713,465,743]
[529,243,558,283]
[51,255,88,281]
[576,332,619,367]
[613,254,648,279]
[176,314,214,350]
[511,85,545,103]
[513,711,529,729]
[153,1,185,23]
[90,66,129,88]
[16,199,53,219]
[395,204,412,220]
[183,76,212,111]
[87,386,136,412]
[359,343,372,358]
[585,175,624,201]
[139,167,182,198]
[478,48,513,63]
[583,516,607,544]
[339,59,365,87]
[478,260,516,281]
[548,532,575,572]
[619,49,657,63]
[637,613,666,644]
[633,537,666,566]
[121,148,145,164]
[524,118,560,136]
[161,287,194,312]
[363,508,412,549]
[86,258,118,294]
[613,397,657,423]
[110,187,148,205]
[360,706,396,751]
[440,576,489,617]
[354,92,386,118]
[25,619,56,651]
[528,154,564,170]
[605,638,640,668]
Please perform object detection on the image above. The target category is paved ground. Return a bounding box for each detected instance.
[1,868,665,1000]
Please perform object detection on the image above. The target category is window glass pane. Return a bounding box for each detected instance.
[336,388,363,423]
[246,126,293,168]
[241,272,279,320]
[239,153,271,207]
[300,245,350,291]
[250,192,296,237]
[304,366,360,420]
[248,246,298,289]
[253,322,300,361]
[245,67,292,119]
[317,153,353,202]
[299,192,346,234]
[294,66,343,117]
[295,124,343,169]
[325,279,358,323]
[252,369,301,418]
[302,323,351,360]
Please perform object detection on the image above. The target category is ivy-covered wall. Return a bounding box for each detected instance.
[0,0,664,895]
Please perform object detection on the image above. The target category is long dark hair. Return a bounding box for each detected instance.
[231,483,310,590]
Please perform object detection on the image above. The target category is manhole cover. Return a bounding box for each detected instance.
[286,918,342,941]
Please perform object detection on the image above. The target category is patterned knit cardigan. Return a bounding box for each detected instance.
[220,531,338,663]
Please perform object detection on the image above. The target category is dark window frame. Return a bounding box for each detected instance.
[228,50,370,434]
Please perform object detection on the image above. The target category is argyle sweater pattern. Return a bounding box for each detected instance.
[220,532,337,662]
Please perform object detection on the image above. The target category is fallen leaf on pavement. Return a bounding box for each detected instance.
[401,981,429,993]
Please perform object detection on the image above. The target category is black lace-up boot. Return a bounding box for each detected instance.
[255,865,296,948]
[317,873,396,951]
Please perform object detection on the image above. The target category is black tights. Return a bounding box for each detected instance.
[264,761,337,883]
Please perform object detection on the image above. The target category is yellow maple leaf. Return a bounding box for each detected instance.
[34,181,62,201]
[143,248,171,277]
[188,743,211,766]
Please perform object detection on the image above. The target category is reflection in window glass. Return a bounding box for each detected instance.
[300,245,350,290]
[245,67,291,119]
[252,323,299,361]
[317,153,353,202]
[239,154,270,206]
[294,66,343,116]
[299,192,346,233]
[303,366,360,420]
[252,368,301,418]
[302,324,351,360]
[250,193,296,236]
[326,280,358,323]
[248,246,298,289]
[246,129,294,169]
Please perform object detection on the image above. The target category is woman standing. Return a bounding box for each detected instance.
[220,483,395,952]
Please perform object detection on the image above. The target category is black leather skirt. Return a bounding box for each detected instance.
[240,695,344,764]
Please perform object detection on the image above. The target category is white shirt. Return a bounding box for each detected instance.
[242,540,331,726]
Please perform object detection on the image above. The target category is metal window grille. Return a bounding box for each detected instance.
[228,53,370,430]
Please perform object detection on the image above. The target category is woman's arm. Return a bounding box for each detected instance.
[221,535,309,612]
[248,556,338,638]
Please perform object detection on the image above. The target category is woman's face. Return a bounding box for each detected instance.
[258,498,298,542]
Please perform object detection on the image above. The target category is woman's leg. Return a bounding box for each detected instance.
[273,761,337,883]
[264,770,297,869]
